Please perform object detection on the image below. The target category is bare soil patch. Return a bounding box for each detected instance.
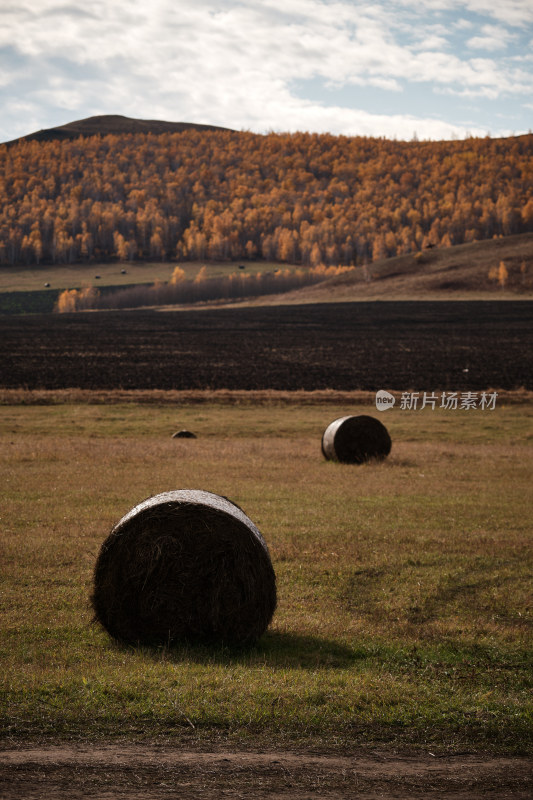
[0,301,531,391]
[1,744,531,799]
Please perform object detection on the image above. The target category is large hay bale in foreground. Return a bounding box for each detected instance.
[91,490,277,647]
[322,415,391,464]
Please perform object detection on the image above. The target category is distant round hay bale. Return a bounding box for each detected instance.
[321,415,391,464]
[91,490,277,647]
[172,429,197,438]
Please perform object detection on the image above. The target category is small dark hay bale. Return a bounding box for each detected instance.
[91,489,277,647]
[172,429,197,439]
[322,415,391,464]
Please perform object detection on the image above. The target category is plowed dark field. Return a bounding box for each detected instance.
[1,301,531,391]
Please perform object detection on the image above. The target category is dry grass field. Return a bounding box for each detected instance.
[1,400,531,732]
[1,395,532,796]
[0,259,287,294]
[252,233,533,304]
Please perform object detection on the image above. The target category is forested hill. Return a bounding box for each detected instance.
[3,114,233,145]
[1,120,532,268]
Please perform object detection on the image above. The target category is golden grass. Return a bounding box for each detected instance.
[0,260,299,294]
[241,233,533,304]
[0,387,531,407]
[1,400,532,751]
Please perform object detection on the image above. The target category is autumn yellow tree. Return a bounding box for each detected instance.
[170,265,186,284]
[194,265,207,283]
[56,289,78,313]
[1,128,532,269]
[497,260,508,288]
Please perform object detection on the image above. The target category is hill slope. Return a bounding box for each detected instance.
[244,233,533,304]
[1,121,532,273]
[4,114,233,145]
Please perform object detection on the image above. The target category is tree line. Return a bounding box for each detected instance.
[55,264,352,311]
[1,129,532,268]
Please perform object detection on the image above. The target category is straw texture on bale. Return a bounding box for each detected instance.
[91,490,276,647]
[322,415,391,464]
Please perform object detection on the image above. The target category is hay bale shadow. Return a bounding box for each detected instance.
[111,631,360,670]
[253,631,364,668]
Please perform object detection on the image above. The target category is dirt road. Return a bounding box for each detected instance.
[1,744,531,799]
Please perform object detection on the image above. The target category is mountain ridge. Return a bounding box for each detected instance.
[3,114,235,145]
[7,115,533,148]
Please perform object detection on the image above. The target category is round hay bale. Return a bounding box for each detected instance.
[172,429,197,439]
[321,415,391,464]
[91,490,276,647]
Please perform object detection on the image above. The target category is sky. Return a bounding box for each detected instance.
[1,0,532,143]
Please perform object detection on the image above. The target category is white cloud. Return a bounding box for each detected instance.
[394,0,533,27]
[467,24,515,51]
[410,33,449,51]
[453,18,473,30]
[262,103,486,140]
[0,0,531,142]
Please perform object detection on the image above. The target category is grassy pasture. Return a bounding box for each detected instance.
[0,260,302,314]
[0,260,294,294]
[1,400,532,753]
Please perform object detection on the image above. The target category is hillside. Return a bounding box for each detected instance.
[1,117,532,278]
[2,233,531,315]
[256,232,533,303]
[3,114,232,145]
